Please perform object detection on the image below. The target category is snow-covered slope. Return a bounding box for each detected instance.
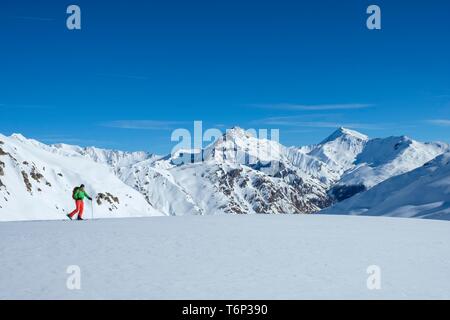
[1,215,449,299]
[50,143,159,172]
[0,134,162,221]
[322,153,450,220]
[330,136,449,201]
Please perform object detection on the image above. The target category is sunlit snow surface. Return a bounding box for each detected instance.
[1,215,449,299]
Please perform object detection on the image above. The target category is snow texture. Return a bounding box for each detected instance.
[0,215,449,299]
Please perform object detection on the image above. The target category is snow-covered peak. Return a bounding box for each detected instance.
[330,135,450,201]
[320,127,369,145]
[356,136,414,166]
[6,135,157,170]
[49,144,156,170]
[81,147,154,168]
[357,135,448,173]
[8,133,50,150]
[10,133,28,141]
[323,151,450,219]
[224,126,252,138]
[203,127,285,164]
[308,128,369,176]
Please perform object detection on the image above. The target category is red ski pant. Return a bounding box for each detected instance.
[69,200,84,219]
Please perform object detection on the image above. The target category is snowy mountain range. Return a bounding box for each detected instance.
[1,127,449,221]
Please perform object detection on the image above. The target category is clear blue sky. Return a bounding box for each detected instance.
[1,0,449,154]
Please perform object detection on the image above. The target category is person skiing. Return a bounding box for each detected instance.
[67,184,93,221]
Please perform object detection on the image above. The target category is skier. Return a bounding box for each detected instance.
[67,184,93,221]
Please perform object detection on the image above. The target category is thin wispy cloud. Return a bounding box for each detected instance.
[254,115,383,130]
[432,94,450,99]
[0,103,52,109]
[96,73,149,81]
[427,119,450,126]
[289,121,381,130]
[249,103,373,111]
[254,114,337,124]
[102,120,187,130]
[14,16,54,21]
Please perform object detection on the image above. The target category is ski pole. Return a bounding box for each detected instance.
[91,198,94,220]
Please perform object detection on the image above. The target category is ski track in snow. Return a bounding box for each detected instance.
[1,215,449,299]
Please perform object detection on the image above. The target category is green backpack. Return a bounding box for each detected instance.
[72,187,79,200]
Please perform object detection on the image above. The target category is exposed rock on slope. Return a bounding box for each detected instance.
[0,134,162,221]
